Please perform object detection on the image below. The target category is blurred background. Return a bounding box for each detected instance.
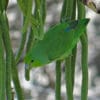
[7,0,100,100]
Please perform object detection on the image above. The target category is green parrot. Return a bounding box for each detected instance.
[24,18,89,67]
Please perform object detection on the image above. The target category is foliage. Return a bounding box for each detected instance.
[0,0,94,100]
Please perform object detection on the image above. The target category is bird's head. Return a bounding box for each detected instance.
[24,46,50,67]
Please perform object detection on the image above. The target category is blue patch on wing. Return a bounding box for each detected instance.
[65,20,78,32]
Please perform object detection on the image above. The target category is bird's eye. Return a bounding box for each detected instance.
[31,59,34,63]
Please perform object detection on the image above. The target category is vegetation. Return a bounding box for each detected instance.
[0,0,90,100]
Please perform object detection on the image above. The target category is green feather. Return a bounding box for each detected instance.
[24,18,89,67]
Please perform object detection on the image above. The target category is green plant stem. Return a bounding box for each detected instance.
[55,61,61,100]
[25,28,35,81]
[22,0,33,33]
[64,0,74,99]
[0,28,6,100]
[77,0,86,19]
[71,46,77,91]
[54,0,68,99]
[77,0,88,100]
[15,16,27,64]
[60,0,67,19]
[80,34,88,100]
[12,54,24,100]
[66,0,74,19]
[56,0,66,94]
[26,28,35,52]
[2,13,24,100]
[61,0,75,99]
[1,13,12,100]
[34,0,44,39]
[60,0,77,95]
[15,30,27,64]
[40,0,46,25]
[65,56,73,100]
[25,64,30,81]
[71,0,77,92]
[71,0,77,20]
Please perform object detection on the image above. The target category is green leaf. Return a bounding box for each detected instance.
[24,18,89,67]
